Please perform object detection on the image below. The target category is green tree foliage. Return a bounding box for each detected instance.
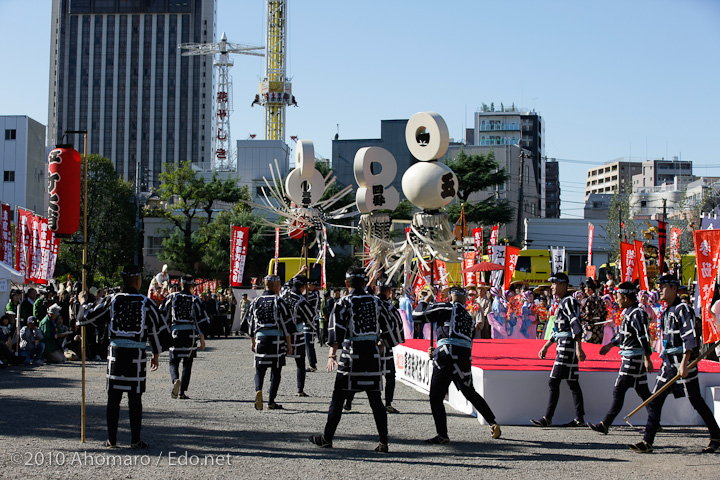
[600,191,638,263]
[444,150,514,226]
[156,161,249,274]
[56,155,137,286]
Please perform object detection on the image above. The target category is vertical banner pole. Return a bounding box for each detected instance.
[81,133,88,444]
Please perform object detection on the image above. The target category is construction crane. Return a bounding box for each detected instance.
[179,33,263,171]
[251,0,296,142]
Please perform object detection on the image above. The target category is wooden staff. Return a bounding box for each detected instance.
[624,343,718,425]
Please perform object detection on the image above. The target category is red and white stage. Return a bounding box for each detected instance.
[394,339,720,426]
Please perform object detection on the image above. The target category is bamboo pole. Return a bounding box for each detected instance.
[624,343,718,425]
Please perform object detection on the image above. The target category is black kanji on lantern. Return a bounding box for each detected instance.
[441,172,456,198]
[372,185,385,207]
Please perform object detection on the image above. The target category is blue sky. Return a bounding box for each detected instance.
[1,0,719,218]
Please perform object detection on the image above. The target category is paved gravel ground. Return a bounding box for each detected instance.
[1,336,718,479]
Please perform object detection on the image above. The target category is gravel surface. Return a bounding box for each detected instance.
[1,336,718,479]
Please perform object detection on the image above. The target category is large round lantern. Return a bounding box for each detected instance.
[47,145,82,235]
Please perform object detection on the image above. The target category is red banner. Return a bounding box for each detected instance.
[693,229,720,344]
[588,223,594,267]
[463,251,476,286]
[274,227,280,275]
[321,226,327,289]
[28,215,44,284]
[230,226,249,287]
[15,209,32,282]
[620,241,638,283]
[504,246,520,290]
[413,262,431,300]
[434,260,449,288]
[669,227,682,263]
[634,240,649,291]
[488,225,499,255]
[472,227,483,252]
[586,265,596,280]
[658,220,667,273]
[0,204,12,267]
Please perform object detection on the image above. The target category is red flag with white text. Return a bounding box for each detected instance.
[504,246,520,290]
[634,240,649,291]
[0,204,12,268]
[658,220,667,273]
[472,228,483,252]
[463,251,476,286]
[230,226,249,287]
[488,225,499,256]
[620,242,638,283]
[588,223,594,267]
[693,229,720,344]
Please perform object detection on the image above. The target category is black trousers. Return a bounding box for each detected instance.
[602,376,651,426]
[107,389,142,444]
[324,376,388,444]
[255,365,282,404]
[644,378,720,444]
[295,357,306,393]
[544,376,585,422]
[169,355,194,394]
[429,364,496,438]
[304,332,317,368]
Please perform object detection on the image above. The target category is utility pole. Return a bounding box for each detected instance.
[516,150,527,241]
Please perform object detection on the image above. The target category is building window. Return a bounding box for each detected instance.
[146,236,164,256]
[4,129,16,140]
[568,254,588,275]
[3,171,15,182]
[640,200,647,207]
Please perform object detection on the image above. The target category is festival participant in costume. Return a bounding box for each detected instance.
[413,285,501,444]
[78,265,172,449]
[304,280,321,373]
[160,275,209,400]
[488,286,509,339]
[343,277,405,413]
[309,266,398,453]
[248,274,293,410]
[582,278,606,344]
[280,273,314,397]
[628,274,720,453]
[532,273,586,427]
[588,282,654,434]
[516,290,537,340]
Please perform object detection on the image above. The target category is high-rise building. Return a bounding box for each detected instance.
[0,116,48,214]
[584,159,641,200]
[473,106,545,216]
[48,0,215,190]
[631,157,693,190]
[545,158,560,218]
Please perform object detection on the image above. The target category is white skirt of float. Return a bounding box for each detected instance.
[401,161,458,211]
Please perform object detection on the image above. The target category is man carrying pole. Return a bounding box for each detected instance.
[309,266,397,452]
[160,275,209,400]
[628,274,720,453]
[531,272,587,428]
[588,281,654,434]
[78,265,172,449]
[413,285,502,444]
[248,274,293,410]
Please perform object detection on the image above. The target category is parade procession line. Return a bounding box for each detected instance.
[395,339,720,426]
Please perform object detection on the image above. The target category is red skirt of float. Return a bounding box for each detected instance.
[395,339,720,426]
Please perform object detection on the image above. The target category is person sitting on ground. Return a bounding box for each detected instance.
[39,304,67,363]
[19,317,45,365]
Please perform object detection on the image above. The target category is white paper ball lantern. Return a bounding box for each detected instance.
[401,161,458,210]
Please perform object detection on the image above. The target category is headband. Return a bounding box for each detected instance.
[264,275,281,282]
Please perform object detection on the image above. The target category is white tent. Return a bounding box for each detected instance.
[0,262,24,313]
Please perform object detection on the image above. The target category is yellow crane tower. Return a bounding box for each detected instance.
[251,0,296,142]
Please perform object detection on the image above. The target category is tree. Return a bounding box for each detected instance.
[444,150,514,226]
[56,155,138,286]
[156,161,249,274]
[600,191,638,264]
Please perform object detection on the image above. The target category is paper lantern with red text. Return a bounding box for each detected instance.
[47,145,82,235]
